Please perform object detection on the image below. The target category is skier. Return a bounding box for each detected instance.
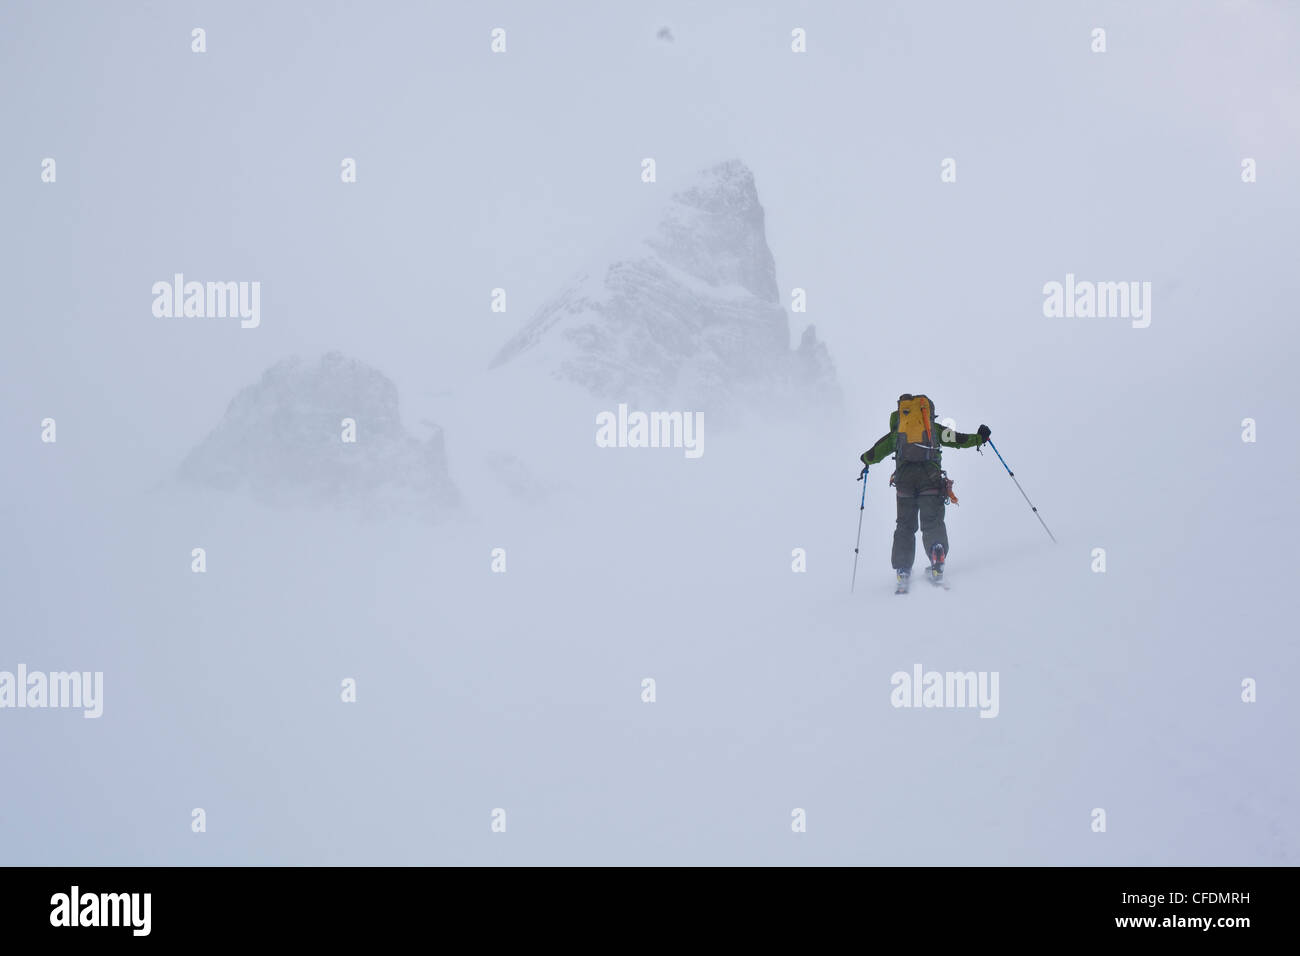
[859,394,990,592]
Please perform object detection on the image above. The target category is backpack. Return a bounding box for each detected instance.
[895,393,939,463]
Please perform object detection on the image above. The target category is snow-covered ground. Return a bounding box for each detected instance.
[4,409,1297,865]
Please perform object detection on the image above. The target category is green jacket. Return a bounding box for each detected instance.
[861,411,984,467]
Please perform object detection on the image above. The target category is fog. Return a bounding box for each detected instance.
[2,0,1297,864]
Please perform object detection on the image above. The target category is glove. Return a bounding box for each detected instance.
[977,424,991,442]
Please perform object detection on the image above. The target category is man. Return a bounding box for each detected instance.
[860,394,990,592]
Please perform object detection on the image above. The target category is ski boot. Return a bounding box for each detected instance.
[927,544,946,586]
[894,569,911,594]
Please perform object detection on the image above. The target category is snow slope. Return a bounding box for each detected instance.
[3,412,1295,864]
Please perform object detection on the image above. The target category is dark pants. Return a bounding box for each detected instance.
[892,462,949,571]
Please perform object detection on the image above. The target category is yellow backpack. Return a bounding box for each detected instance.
[895,393,938,462]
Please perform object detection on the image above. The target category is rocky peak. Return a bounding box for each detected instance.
[177,352,458,517]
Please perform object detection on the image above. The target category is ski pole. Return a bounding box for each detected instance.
[851,465,867,592]
[986,439,1056,543]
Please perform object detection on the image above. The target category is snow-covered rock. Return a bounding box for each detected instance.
[489,160,841,426]
[177,352,458,517]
